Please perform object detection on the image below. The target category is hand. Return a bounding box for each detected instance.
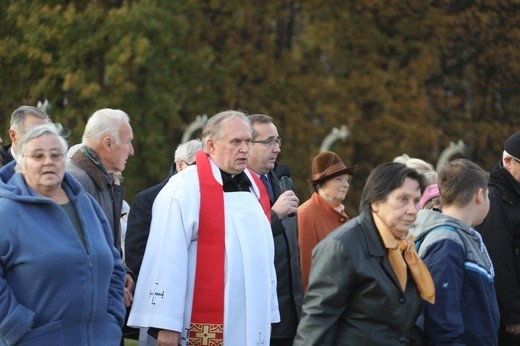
[125,273,135,293]
[124,274,134,308]
[506,323,520,335]
[272,190,299,219]
[157,330,181,346]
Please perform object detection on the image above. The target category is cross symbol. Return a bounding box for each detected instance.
[195,325,216,345]
[148,282,165,305]
[257,332,265,345]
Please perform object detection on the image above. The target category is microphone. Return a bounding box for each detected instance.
[276,163,296,217]
[280,176,295,194]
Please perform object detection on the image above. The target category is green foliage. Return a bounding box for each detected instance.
[1,0,518,215]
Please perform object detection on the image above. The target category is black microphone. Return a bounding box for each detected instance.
[280,176,295,194]
[276,164,296,217]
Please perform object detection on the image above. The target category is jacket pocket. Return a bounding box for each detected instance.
[94,312,122,345]
[16,320,64,346]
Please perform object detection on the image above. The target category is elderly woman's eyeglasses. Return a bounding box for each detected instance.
[26,152,64,162]
[250,137,282,148]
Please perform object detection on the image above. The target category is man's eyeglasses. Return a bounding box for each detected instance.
[251,137,282,148]
[512,156,520,164]
[25,152,64,162]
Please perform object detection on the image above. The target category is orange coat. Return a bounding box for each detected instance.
[297,192,349,291]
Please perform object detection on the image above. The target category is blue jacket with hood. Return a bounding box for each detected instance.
[0,164,125,345]
[413,209,499,346]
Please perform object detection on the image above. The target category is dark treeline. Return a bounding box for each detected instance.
[1,0,519,216]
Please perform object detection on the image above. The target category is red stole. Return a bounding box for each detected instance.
[189,151,270,345]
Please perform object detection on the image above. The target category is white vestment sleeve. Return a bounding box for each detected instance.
[128,169,199,333]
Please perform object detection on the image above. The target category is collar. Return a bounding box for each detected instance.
[220,170,252,192]
[70,146,113,189]
[372,211,412,250]
[312,192,349,221]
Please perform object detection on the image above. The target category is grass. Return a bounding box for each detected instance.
[124,339,139,346]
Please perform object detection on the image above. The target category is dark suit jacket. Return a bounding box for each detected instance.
[0,145,13,168]
[268,171,304,339]
[125,179,169,279]
[294,211,423,345]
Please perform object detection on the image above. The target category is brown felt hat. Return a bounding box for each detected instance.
[309,151,357,185]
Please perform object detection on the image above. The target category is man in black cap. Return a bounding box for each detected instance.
[476,131,520,345]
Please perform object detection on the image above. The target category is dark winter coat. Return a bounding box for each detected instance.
[475,162,520,331]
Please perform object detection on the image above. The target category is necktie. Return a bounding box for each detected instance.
[260,174,275,203]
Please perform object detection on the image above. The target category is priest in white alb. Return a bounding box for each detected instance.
[128,110,280,346]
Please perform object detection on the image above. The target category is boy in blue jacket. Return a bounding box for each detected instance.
[413,159,499,345]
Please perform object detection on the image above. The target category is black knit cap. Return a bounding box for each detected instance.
[505,132,520,158]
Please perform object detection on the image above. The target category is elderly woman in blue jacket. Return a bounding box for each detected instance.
[0,123,125,345]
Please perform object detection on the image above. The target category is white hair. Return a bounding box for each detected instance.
[175,139,202,163]
[393,153,437,185]
[82,108,130,145]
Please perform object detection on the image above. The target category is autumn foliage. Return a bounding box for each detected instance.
[1,0,519,215]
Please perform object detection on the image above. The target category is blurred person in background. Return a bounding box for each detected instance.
[394,153,440,210]
[297,151,356,290]
[113,171,130,261]
[0,123,125,345]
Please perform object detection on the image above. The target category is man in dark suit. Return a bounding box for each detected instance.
[247,114,302,346]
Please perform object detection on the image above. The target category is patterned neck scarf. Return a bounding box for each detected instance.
[80,145,113,183]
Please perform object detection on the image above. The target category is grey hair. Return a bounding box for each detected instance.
[15,123,68,172]
[175,139,202,163]
[82,108,130,145]
[393,153,437,185]
[201,110,251,152]
[10,105,51,133]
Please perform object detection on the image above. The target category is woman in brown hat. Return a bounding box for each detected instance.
[297,151,356,291]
